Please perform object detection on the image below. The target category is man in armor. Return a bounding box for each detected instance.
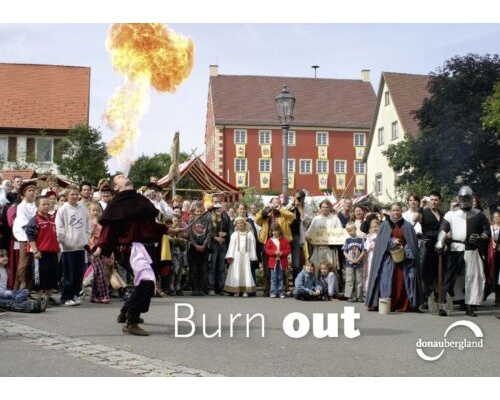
[436,186,490,317]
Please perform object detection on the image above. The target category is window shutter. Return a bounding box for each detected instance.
[26,138,36,163]
[8,137,17,162]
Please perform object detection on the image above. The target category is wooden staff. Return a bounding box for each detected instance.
[438,252,443,308]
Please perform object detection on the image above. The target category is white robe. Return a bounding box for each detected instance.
[305,214,342,271]
[224,231,257,293]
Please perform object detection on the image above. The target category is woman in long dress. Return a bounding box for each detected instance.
[365,203,423,312]
[224,216,257,296]
[305,199,343,273]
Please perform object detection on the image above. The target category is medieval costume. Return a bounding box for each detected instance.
[305,213,343,273]
[95,186,167,336]
[436,186,490,317]
[224,218,257,294]
[365,217,423,312]
[420,206,444,307]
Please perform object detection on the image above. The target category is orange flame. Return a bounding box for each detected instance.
[104,23,194,167]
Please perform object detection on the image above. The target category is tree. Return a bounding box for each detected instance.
[128,152,199,196]
[54,124,110,184]
[384,54,500,207]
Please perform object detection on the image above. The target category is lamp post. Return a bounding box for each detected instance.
[275,84,296,202]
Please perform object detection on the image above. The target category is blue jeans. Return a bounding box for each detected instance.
[208,242,227,293]
[0,288,29,302]
[270,261,284,296]
[60,250,85,302]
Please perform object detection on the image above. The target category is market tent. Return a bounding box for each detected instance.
[158,157,241,202]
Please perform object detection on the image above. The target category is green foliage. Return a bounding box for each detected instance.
[385,54,500,207]
[54,124,109,184]
[483,81,500,132]
[263,189,281,196]
[242,188,264,208]
[128,152,199,194]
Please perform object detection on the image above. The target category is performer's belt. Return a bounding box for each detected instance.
[451,240,467,245]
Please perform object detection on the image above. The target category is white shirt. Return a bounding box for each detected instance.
[13,200,37,242]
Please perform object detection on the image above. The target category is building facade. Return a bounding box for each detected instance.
[0,63,90,174]
[365,72,430,204]
[205,66,376,196]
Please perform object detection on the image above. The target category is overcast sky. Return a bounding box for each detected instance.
[1,23,500,172]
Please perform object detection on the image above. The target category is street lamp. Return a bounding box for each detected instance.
[275,84,295,202]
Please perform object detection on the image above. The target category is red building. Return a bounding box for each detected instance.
[205,66,376,196]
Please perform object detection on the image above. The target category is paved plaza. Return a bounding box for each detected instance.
[1,294,499,377]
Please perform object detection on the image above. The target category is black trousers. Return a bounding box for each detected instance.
[294,288,322,301]
[121,280,155,323]
[444,251,465,299]
[189,247,207,293]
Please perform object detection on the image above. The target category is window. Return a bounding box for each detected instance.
[316,131,328,146]
[0,138,8,162]
[375,173,383,195]
[288,131,296,146]
[288,159,296,173]
[36,138,53,163]
[391,121,399,140]
[354,161,366,174]
[316,160,329,174]
[378,127,384,146]
[334,160,347,174]
[300,159,312,174]
[384,91,390,106]
[354,133,366,147]
[259,130,272,145]
[234,130,247,144]
[259,158,271,173]
[234,158,247,172]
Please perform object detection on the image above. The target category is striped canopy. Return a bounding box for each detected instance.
[157,157,241,202]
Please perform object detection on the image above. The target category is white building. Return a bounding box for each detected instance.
[364,72,430,204]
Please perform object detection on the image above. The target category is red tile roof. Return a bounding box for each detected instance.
[0,170,37,181]
[0,63,90,130]
[383,72,430,136]
[210,75,376,129]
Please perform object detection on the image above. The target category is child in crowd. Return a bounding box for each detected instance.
[55,184,92,306]
[265,223,291,298]
[187,203,210,296]
[25,196,60,306]
[224,216,257,297]
[168,214,187,296]
[293,263,323,300]
[12,182,38,290]
[0,249,48,313]
[343,221,366,303]
[364,219,380,293]
[318,261,339,300]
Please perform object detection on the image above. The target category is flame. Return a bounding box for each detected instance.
[103,23,194,169]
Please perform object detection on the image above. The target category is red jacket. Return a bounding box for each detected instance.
[264,237,291,270]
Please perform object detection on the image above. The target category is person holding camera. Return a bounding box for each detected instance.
[285,189,313,281]
[255,197,294,296]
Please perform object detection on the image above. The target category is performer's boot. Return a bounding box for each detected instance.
[465,304,477,317]
[123,310,149,336]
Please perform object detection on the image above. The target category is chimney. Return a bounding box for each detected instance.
[209,64,219,77]
[361,69,370,83]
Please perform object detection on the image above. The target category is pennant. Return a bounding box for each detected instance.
[355,147,365,160]
[318,173,328,190]
[236,144,246,158]
[318,145,328,159]
[260,173,271,188]
[356,174,366,190]
[261,144,271,158]
[288,172,295,189]
[336,174,346,190]
[235,172,246,188]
